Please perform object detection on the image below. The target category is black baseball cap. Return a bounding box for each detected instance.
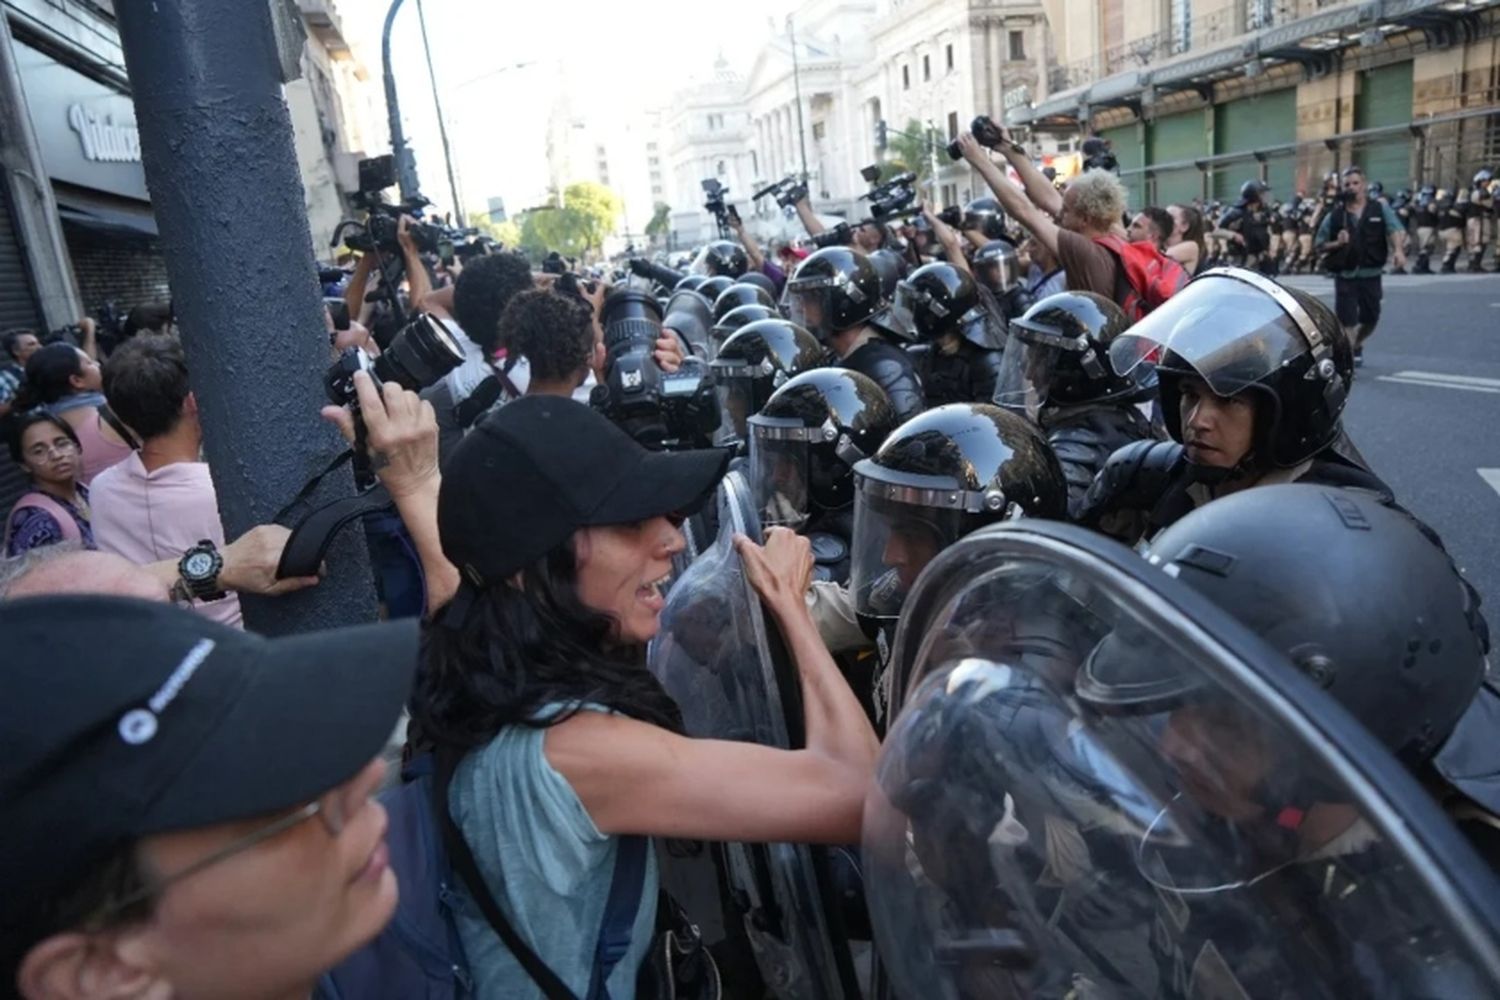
[440,395,729,586]
[0,596,417,924]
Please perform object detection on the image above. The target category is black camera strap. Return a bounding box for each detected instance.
[271,445,395,580]
[454,355,523,430]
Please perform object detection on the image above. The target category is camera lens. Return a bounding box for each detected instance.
[373,313,466,392]
[946,140,963,162]
[601,288,664,351]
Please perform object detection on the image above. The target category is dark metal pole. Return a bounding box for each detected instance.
[787,15,810,184]
[414,0,464,226]
[115,0,376,634]
[382,0,420,200]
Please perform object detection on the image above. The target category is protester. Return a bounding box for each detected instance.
[0,327,42,418]
[16,343,135,483]
[1126,207,1174,252]
[957,129,1130,301]
[1,595,417,1000]
[413,395,878,996]
[1021,233,1067,300]
[1165,203,1207,274]
[5,410,95,556]
[502,288,603,399]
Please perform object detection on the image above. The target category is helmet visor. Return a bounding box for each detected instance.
[852,485,971,623]
[748,417,812,529]
[1109,277,1309,397]
[885,281,923,339]
[993,332,1063,417]
[782,285,831,342]
[713,372,760,447]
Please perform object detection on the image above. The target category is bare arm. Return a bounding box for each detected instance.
[78,317,98,361]
[397,216,432,313]
[960,133,1063,259]
[548,528,879,844]
[794,195,826,236]
[344,252,375,320]
[997,132,1064,221]
[141,524,321,597]
[731,213,765,272]
[418,283,455,320]
[925,205,972,276]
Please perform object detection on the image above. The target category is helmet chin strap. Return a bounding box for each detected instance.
[1184,451,1259,489]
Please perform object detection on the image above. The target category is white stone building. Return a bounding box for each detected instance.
[661,58,759,248]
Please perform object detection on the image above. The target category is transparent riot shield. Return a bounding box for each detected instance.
[864,520,1500,1000]
[650,469,863,998]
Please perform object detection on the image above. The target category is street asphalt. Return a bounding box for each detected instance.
[1278,270,1500,619]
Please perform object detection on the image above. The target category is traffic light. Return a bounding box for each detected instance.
[876,119,889,152]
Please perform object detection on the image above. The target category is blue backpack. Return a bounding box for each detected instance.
[316,755,646,1000]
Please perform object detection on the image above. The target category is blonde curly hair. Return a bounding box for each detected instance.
[1065,170,1129,232]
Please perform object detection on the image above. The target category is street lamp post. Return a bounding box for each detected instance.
[787,14,811,184]
[382,0,420,200]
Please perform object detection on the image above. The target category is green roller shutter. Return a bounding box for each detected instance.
[1099,122,1145,209]
[1213,89,1296,201]
[1354,62,1414,189]
[1148,111,1207,206]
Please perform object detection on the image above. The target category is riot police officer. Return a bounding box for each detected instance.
[691,239,751,279]
[710,318,828,450]
[708,303,776,359]
[710,282,776,325]
[1467,170,1494,272]
[1077,267,1371,545]
[1413,184,1440,273]
[1390,188,1415,274]
[1437,188,1466,273]
[1276,196,1305,274]
[888,261,1007,408]
[972,239,1032,324]
[783,246,926,422]
[747,367,899,587]
[995,291,1158,519]
[851,402,1068,719]
[866,247,912,343]
[1217,180,1272,270]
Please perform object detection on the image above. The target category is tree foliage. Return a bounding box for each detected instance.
[645,202,672,240]
[881,118,937,186]
[468,207,521,249]
[518,181,623,259]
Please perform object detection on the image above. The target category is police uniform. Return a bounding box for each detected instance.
[1437,190,1466,273]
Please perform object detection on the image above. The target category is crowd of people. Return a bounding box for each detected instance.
[3,109,1498,1000]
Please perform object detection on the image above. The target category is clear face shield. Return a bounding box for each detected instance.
[711,367,763,447]
[748,415,814,530]
[993,329,1069,419]
[976,253,1022,295]
[781,284,833,343]
[851,481,979,626]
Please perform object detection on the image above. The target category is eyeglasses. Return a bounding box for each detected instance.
[93,789,348,923]
[24,439,79,461]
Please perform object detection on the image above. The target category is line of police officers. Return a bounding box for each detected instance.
[636,202,1500,998]
[1209,166,1499,275]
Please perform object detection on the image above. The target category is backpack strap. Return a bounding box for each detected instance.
[585,835,648,1000]
[98,404,141,451]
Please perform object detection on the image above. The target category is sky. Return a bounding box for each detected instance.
[344,0,801,222]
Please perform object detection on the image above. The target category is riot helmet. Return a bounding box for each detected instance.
[710,319,828,447]
[961,197,1007,240]
[884,261,986,345]
[736,270,779,300]
[1077,485,1490,775]
[696,275,735,304]
[782,246,882,344]
[1473,168,1494,190]
[1110,267,1352,472]
[866,248,911,341]
[995,290,1140,415]
[692,239,750,279]
[851,404,1067,635]
[673,274,709,294]
[747,368,897,530]
[1240,179,1268,203]
[711,282,776,324]
[1418,183,1437,205]
[973,239,1023,295]
[708,304,775,358]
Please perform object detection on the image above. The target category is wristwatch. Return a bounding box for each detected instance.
[174,539,227,602]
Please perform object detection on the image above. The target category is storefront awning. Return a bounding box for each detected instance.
[55,191,158,238]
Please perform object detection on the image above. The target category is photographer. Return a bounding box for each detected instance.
[956,129,1130,302]
[726,210,788,295]
[502,288,604,399]
[792,190,886,253]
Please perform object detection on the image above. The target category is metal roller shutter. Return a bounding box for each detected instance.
[1354,62,1414,190]
[1099,122,1145,209]
[0,179,43,516]
[1148,111,1207,206]
[1213,89,1297,200]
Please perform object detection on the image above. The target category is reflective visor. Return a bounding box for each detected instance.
[748,417,811,529]
[1108,276,1309,397]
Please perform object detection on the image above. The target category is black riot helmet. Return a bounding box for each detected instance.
[710,319,829,447]
[885,261,985,345]
[1369,180,1385,199]
[1082,485,1492,794]
[709,304,776,358]
[1417,183,1437,206]
[1240,179,1268,203]
[696,275,735,304]
[711,282,776,324]
[673,274,709,294]
[736,270,779,300]
[997,290,1140,412]
[973,239,1022,294]
[851,404,1067,634]
[747,367,898,530]
[961,197,1007,240]
[1110,267,1352,471]
[782,246,882,344]
[866,248,911,342]
[693,240,750,279]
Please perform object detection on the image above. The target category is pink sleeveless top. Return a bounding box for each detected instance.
[72,408,134,485]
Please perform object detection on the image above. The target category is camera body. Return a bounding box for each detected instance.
[937,205,963,228]
[702,178,740,231]
[811,221,854,249]
[753,175,810,210]
[323,312,465,408]
[589,288,720,450]
[946,114,1011,161]
[864,171,918,221]
[1081,137,1120,174]
[338,155,445,257]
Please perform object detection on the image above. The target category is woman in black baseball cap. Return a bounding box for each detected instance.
[419,395,879,997]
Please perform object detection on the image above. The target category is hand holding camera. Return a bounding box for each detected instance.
[321,370,440,500]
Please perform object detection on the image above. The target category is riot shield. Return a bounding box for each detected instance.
[650,469,863,998]
[865,520,1500,1000]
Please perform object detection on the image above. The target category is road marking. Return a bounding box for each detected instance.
[1481,469,1500,499]
[1377,370,1500,393]
[1378,376,1500,394]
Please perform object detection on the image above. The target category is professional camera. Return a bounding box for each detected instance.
[811,221,854,249]
[752,175,810,210]
[589,288,720,450]
[945,114,1012,161]
[937,205,963,228]
[323,311,465,408]
[335,155,445,257]
[1081,137,1120,174]
[861,165,918,221]
[702,178,740,234]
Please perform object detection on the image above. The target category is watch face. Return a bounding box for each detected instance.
[184,552,216,579]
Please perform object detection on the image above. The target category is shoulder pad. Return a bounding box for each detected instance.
[1076,440,1184,527]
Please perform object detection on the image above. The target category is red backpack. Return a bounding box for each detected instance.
[1093,235,1189,322]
